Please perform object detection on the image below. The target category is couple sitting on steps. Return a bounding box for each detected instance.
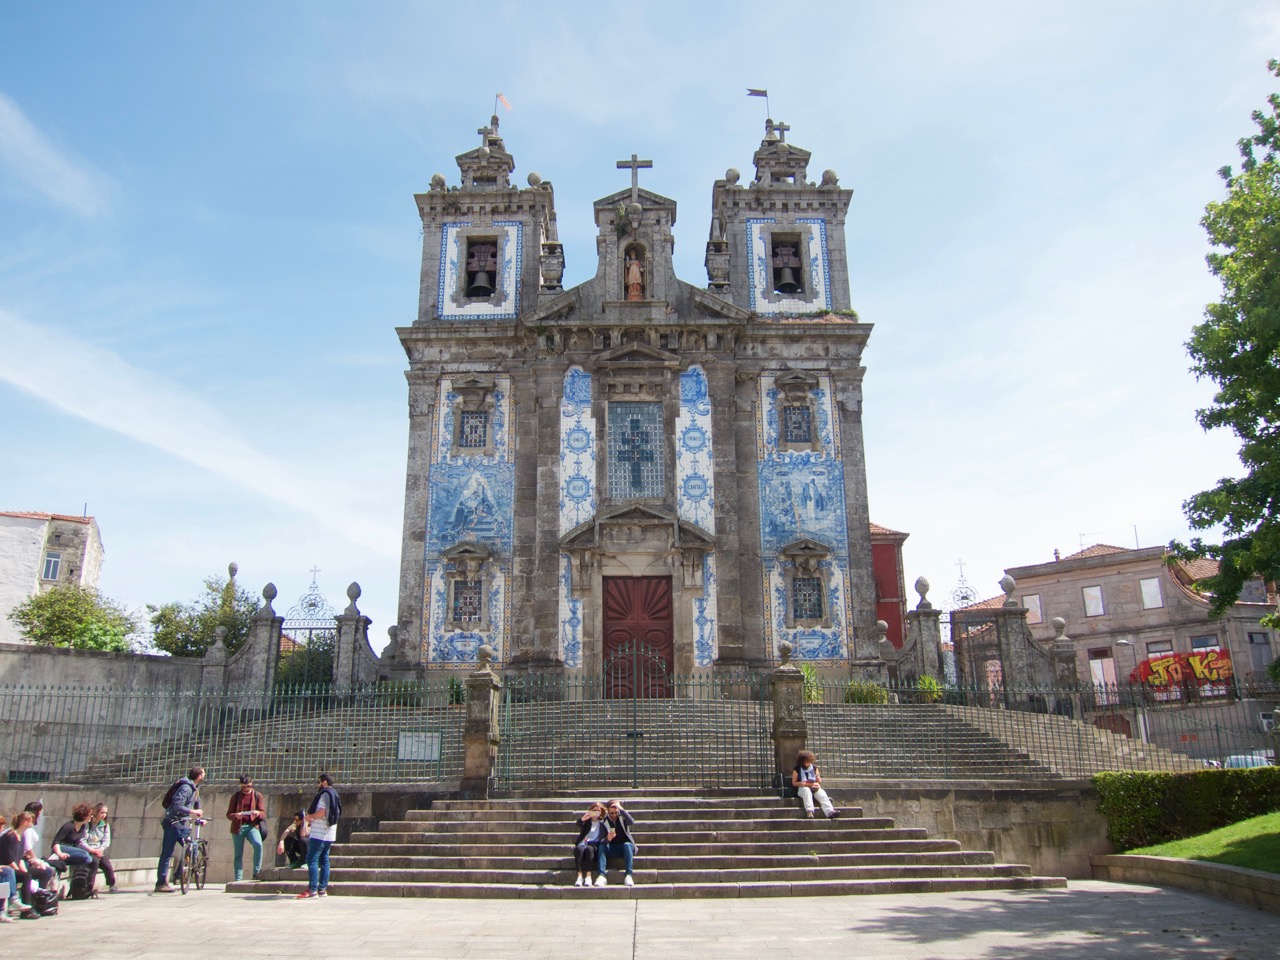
[572,799,636,887]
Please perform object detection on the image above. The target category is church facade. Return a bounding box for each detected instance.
[391,116,890,681]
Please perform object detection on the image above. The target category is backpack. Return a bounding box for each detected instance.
[69,864,96,900]
[161,779,183,809]
[32,887,58,916]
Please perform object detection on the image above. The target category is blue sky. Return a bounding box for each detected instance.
[1,1,1276,649]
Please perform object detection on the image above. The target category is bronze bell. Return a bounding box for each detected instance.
[466,271,494,297]
[776,267,801,294]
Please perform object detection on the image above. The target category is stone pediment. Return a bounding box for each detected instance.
[594,187,677,217]
[522,291,578,325]
[689,286,751,321]
[591,340,681,367]
[560,506,716,593]
[779,538,831,575]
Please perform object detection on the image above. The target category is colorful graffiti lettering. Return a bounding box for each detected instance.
[1129,650,1234,687]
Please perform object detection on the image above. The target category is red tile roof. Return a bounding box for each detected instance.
[1058,544,1129,562]
[869,522,908,538]
[1175,556,1220,582]
[955,595,1006,611]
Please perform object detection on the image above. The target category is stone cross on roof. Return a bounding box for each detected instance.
[616,153,653,204]
[766,119,790,142]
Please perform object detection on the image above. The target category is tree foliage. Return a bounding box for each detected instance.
[148,563,260,658]
[7,585,138,652]
[1172,60,1280,624]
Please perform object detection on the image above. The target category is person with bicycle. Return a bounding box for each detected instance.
[155,766,204,893]
[226,775,267,881]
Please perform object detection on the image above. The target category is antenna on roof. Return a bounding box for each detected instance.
[1078,532,1098,551]
[1133,524,1140,549]
[83,502,87,518]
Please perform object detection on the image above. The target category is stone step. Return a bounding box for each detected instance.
[372,815,894,833]
[337,838,964,859]
[227,875,1067,898]
[354,825,928,846]
[320,850,997,870]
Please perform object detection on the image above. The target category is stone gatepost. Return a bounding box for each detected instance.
[770,640,806,789]
[901,577,944,682]
[1049,617,1080,716]
[993,575,1034,710]
[332,582,373,694]
[221,583,283,715]
[460,644,501,799]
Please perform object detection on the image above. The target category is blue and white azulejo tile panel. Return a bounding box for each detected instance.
[559,367,596,535]
[756,371,851,661]
[423,560,509,665]
[437,221,523,321]
[676,366,715,534]
[692,554,718,667]
[433,376,512,465]
[745,218,832,316]
[557,553,583,668]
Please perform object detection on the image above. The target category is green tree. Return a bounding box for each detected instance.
[7,585,138,651]
[148,562,260,657]
[1172,60,1280,626]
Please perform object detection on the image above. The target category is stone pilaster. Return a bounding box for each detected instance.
[460,646,502,799]
[770,642,806,786]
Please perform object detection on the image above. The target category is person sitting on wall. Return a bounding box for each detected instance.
[791,750,840,820]
[226,775,266,881]
[0,814,24,921]
[8,811,56,911]
[595,799,637,887]
[48,803,96,879]
[276,811,309,868]
[82,803,117,893]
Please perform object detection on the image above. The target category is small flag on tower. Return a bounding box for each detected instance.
[746,88,768,97]
[496,92,512,111]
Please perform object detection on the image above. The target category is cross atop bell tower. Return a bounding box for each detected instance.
[616,154,653,204]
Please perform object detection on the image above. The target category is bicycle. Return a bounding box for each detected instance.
[169,817,209,894]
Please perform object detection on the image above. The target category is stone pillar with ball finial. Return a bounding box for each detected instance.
[460,644,502,799]
[333,582,376,693]
[899,576,945,683]
[770,640,807,789]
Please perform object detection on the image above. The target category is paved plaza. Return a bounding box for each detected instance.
[2,881,1277,959]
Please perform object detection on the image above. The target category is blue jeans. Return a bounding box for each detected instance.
[0,864,15,906]
[596,840,634,876]
[157,820,189,885]
[52,846,93,869]
[306,836,332,892]
[232,823,264,880]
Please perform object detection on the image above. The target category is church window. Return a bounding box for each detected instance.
[458,411,489,449]
[792,576,823,621]
[463,238,498,298]
[781,405,812,444]
[42,552,61,581]
[607,401,665,499]
[451,580,484,623]
[771,234,804,295]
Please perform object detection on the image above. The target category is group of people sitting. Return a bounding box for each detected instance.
[0,799,116,920]
[572,799,636,887]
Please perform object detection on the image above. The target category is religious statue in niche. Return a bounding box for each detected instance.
[624,247,646,301]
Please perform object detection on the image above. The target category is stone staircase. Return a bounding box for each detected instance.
[229,791,1068,899]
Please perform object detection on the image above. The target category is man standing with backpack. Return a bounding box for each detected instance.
[155,766,204,893]
[296,772,340,900]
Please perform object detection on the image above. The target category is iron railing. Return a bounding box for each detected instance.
[0,682,464,786]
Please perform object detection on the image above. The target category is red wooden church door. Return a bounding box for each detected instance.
[602,576,673,699]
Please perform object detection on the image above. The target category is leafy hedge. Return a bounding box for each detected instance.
[1095,768,1280,850]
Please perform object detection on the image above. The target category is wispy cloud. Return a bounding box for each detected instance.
[0,309,396,556]
[0,92,111,216]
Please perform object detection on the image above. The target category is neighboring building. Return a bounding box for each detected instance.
[870,522,909,649]
[0,511,104,644]
[1004,544,1277,695]
[391,115,892,680]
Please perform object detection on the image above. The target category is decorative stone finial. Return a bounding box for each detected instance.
[345,582,361,615]
[228,561,238,578]
[214,625,228,644]
[725,168,740,184]
[626,201,643,220]
[821,169,839,186]
[874,621,889,644]
[1051,617,1068,640]
[430,173,446,190]
[479,144,491,158]
[262,583,277,602]
[387,624,397,641]
[777,639,793,664]
[914,576,932,610]
[527,171,542,187]
[477,644,494,666]
[1000,574,1017,606]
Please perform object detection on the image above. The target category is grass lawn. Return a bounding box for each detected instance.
[1128,810,1280,875]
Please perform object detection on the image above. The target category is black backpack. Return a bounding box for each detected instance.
[32,887,58,916]
[161,778,184,809]
[69,865,96,900]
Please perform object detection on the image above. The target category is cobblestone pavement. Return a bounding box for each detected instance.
[3,881,1277,959]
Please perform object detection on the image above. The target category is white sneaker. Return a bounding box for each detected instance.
[573,875,583,887]
[624,875,634,887]
[594,875,607,887]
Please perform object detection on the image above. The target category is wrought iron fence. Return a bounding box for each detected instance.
[496,663,773,790]
[806,676,1280,780]
[0,682,464,786]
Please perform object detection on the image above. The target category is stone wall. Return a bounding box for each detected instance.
[0,782,450,885]
[831,779,1111,879]
[0,641,203,689]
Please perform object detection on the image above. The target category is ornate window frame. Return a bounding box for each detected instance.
[773,371,822,454]
[780,539,833,629]
[449,375,496,457]
[441,542,493,633]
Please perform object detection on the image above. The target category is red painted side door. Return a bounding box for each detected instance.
[602,576,673,699]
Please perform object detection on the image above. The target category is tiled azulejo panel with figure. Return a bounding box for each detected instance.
[423,376,513,665]
[757,373,852,660]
